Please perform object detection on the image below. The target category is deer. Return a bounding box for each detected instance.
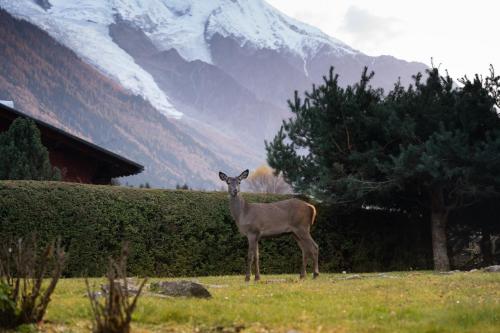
[219,169,319,281]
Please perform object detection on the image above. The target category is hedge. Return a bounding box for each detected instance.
[0,181,433,277]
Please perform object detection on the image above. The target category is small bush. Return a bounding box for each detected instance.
[86,244,147,333]
[0,236,66,329]
[0,281,17,322]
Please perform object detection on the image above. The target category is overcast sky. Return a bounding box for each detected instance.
[267,0,499,80]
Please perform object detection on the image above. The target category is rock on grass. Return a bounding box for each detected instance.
[150,280,212,298]
[483,265,500,272]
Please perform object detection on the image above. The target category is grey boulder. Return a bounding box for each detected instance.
[150,280,212,298]
[483,265,500,272]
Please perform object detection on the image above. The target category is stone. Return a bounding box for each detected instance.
[150,280,212,298]
[483,265,500,272]
[438,270,461,275]
[203,284,229,289]
[85,291,103,298]
[377,273,398,279]
[101,278,141,295]
[212,324,245,332]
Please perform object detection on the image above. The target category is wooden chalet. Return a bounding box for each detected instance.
[0,102,143,184]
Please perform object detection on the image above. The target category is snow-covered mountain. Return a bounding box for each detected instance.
[0,0,357,118]
[0,0,428,188]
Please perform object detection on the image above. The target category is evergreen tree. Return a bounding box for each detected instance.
[176,183,190,190]
[266,66,500,271]
[0,117,61,180]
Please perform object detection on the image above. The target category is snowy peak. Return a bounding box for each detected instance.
[205,0,354,58]
[113,0,355,63]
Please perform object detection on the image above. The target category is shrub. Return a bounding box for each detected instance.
[0,281,16,323]
[0,181,432,276]
[86,244,147,333]
[0,236,66,329]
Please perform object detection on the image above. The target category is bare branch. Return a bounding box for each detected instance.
[86,243,147,333]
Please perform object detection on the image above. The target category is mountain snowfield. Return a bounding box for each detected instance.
[0,0,180,118]
[0,0,357,119]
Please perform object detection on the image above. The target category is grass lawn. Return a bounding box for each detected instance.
[29,272,500,332]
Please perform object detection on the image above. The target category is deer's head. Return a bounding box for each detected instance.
[219,170,249,197]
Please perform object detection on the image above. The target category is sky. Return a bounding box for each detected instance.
[267,0,499,80]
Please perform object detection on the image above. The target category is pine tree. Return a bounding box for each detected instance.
[0,117,61,180]
[176,183,189,190]
[266,66,500,271]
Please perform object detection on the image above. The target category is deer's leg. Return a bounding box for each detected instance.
[303,234,319,278]
[293,233,307,279]
[246,234,257,282]
[254,239,260,281]
[297,231,319,279]
[311,237,320,279]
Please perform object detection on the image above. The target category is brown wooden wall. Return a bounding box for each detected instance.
[0,107,142,184]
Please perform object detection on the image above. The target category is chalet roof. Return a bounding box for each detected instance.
[0,103,144,178]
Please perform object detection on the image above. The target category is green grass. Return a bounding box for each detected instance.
[34,272,500,332]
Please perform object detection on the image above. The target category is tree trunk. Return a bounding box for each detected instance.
[430,188,451,271]
[479,232,494,266]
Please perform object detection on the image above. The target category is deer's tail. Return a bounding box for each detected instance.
[306,203,317,225]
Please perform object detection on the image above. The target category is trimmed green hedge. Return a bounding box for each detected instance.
[0,181,432,276]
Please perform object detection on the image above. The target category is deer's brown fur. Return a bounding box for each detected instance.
[220,170,319,281]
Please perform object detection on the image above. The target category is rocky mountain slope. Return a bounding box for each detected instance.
[0,8,244,188]
[0,0,428,188]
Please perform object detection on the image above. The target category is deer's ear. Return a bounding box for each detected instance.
[219,171,228,182]
[238,169,249,180]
